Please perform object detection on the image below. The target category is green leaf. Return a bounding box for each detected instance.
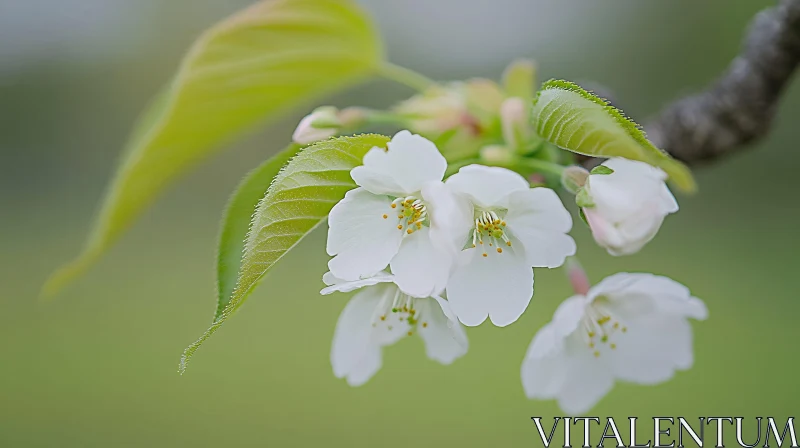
[531,79,696,193]
[590,165,614,175]
[216,144,302,320]
[502,59,537,100]
[42,0,384,297]
[180,134,390,373]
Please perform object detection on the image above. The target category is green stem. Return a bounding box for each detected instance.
[378,62,436,92]
[516,158,566,176]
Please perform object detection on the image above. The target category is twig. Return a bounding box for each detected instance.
[645,0,800,164]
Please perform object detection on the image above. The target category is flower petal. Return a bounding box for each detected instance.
[343,346,383,387]
[416,296,469,365]
[587,272,640,298]
[505,188,575,268]
[521,294,587,399]
[292,112,338,145]
[587,159,666,222]
[591,273,707,320]
[583,207,632,256]
[330,287,383,383]
[660,183,679,214]
[613,210,666,255]
[447,246,533,327]
[550,295,587,339]
[327,188,404,281]
[609,315,695,384]
[522,330,614,414]
[349,161,405,196]
[423,181,474,256]
[521,323,569,398]
[390,227,453,298]
[604,157,668,181]
[555,346,615,414]
[351,131,446,195]
[320,271,394,295]
[446,164,529,208]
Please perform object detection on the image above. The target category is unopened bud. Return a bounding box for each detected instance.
[500,97,529,150]
[480,145,515,165]
[502,59,537,100]
[464,79,505,117]
[292,106,340,145]
[393,86,466,135]
[561,165,590,194]
[337,107,368,128]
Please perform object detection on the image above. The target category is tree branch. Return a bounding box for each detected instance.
[644,0,800,164]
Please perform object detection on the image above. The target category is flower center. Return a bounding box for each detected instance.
[383,196,428,235]
[581,299,627,357]
[471,210,512,257]
[371,288,428,337]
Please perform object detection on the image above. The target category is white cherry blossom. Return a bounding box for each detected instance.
[442,165,576,327]
[521,272,707,413]
[326,131,459,298]
[581,158,679,256]
[322,272,469,386]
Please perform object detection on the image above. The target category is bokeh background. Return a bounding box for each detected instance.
[1,0,798,446]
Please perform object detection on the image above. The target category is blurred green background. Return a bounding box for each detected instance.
[1,0,798,446]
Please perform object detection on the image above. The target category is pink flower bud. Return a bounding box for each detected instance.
[292,107,339,145]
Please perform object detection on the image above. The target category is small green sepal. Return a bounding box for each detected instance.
[578,208,589,225]
[575,188,595,208]
[590,165,614,175]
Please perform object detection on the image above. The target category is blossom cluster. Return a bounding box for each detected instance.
[295,67,707,413]
[311,130,706,413]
